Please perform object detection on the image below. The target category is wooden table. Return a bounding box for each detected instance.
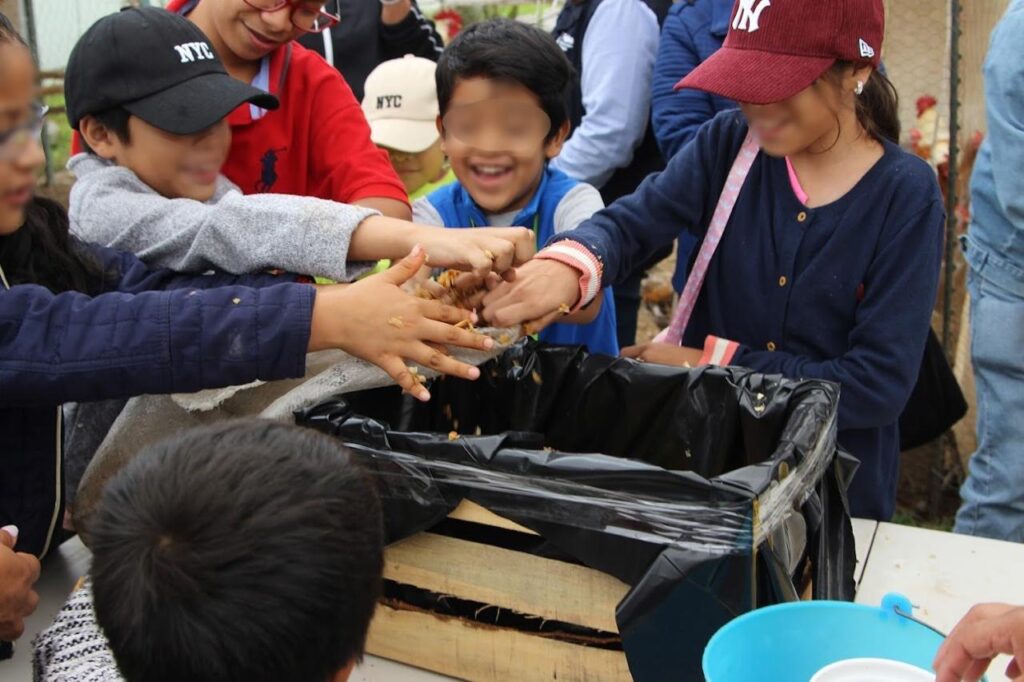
[5,521,1022,681]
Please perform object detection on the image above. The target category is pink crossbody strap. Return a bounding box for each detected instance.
[654,132,760,345]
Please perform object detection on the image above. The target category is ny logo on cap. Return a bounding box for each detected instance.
[859,39,876,59]
[173,41,215,64]
[732,0,771,33]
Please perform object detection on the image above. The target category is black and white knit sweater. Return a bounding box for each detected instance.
[32,580,124,682]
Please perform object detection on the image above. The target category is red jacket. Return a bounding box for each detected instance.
[105,1,408,206]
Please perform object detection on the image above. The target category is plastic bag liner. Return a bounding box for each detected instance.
[296,340,858,681]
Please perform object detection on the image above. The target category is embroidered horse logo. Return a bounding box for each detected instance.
[732,0,771,33]
[255,147,287,193]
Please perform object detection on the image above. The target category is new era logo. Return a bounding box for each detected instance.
[859,39,876,59]
[732,0,771,33]
[173,41,215,64]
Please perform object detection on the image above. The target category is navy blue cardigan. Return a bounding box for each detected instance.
[1,240,312,556]
[558,111,945,520]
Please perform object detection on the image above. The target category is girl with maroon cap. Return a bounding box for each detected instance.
[483,0,945,520]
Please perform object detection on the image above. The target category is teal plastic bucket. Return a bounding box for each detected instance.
[702,593,978,682]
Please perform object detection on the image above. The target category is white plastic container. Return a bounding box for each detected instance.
[810,658,936,682]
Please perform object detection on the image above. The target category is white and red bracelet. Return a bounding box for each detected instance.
[534,240,603,312]
[699,335,741,366]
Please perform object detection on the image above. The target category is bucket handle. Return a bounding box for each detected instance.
[882,592,950,640]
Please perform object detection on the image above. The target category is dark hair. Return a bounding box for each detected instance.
[436,19,573,141]
[77,107,132,155]
[0,12,106,293]
[823,61,900,144]
[0,198,107,294]
[90,420,385,682]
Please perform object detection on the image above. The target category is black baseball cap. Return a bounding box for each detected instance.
[65,7,278,135]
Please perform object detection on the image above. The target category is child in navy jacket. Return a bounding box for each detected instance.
[483,0,945,520]
[0,12,503,561]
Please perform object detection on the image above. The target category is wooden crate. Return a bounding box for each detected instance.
[362,439,820,680]
[365,500,634,681]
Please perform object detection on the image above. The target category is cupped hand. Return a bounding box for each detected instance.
[481,258,581,332]
[309,246,496,400]
[418,226,535,279]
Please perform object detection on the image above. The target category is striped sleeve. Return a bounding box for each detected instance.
[699,335,740,366]
[534,240,603,310]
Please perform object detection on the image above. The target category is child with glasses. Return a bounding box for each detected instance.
[0,9,525,564]
[58,7,533,508]
[412,20,619,357]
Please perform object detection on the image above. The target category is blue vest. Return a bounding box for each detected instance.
[426,167,619,356]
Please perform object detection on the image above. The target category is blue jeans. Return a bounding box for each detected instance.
[954,267,1024,542]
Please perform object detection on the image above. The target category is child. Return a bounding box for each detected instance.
[362,55,454,201]
[413,20,619,357]
[483,0,945,521]
[163,0,411,219]
[58,8,532,504]
[0,11,499,559]
[34,420,383,682]
[64,8,529,281]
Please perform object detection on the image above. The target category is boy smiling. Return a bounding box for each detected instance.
[413,20,618,356]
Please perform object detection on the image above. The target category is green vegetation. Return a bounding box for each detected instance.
[891,510,955,532]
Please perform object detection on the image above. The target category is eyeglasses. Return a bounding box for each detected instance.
[441,101,552,154]
[241,0,340,33]
[0,103,47,162]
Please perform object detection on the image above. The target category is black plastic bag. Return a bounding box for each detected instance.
[297,341,856,681]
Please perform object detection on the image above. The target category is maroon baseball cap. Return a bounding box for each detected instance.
[676,0,884,105]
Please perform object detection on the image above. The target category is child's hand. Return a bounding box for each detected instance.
[418,226,535,279]
[426,271,504,310]
[308,245,495,401]
[0,526,40,642]
[934,603,1024,682]
[621,343,704,367]
[482,259,581,332]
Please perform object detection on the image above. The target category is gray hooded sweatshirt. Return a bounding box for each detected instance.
[67,153,379,281]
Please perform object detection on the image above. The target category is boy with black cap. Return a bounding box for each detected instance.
[59,7,534,507]
[64,7,526,281]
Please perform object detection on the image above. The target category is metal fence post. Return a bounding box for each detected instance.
[22,0,54,186]
[943,0,962,357]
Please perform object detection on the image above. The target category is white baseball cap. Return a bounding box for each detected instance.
[361,55,440,153]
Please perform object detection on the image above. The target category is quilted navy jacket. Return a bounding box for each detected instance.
[0,240,313,557]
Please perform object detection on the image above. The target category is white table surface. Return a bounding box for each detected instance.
[851,517,879,587]
[856,522,1024,682]
[5,521,1021,681]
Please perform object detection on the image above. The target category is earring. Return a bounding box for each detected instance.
[855,80,864,96]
